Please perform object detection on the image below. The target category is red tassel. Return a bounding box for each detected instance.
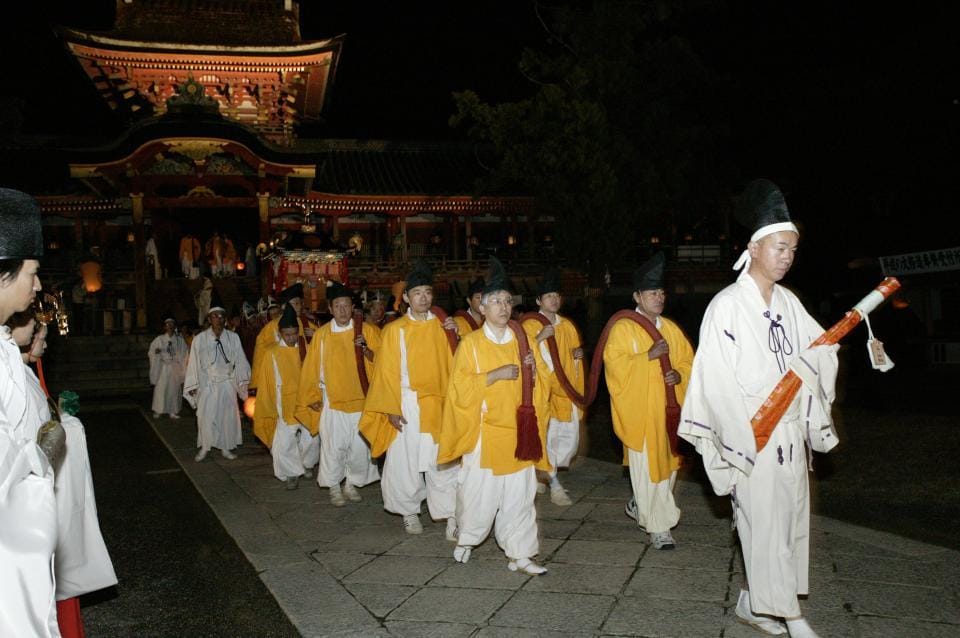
[665,405,681,456]
[514,404,542,461]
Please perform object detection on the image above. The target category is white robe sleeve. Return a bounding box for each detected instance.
[182,336,200,409]
[679,295,758,494]
[148,336,162,386]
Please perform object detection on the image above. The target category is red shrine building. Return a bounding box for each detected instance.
[34,0,552,329]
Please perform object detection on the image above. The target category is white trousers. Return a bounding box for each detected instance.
[271,420,320,481]
[55,414,117,599]
[152,365,183,416]
[734,419,809,618]
[380,388,456,519]
[456,437,539,560]
[196,381,243,453]
[546,409,580,476]
[317,407,380,488]
[627,446,680,534]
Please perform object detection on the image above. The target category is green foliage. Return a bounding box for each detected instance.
[451,0,732,274]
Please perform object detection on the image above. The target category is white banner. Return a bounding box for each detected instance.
[879,247,960,276]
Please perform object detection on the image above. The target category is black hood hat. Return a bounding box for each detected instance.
[735,178,794,234]
[633,252,666,292]
[326,280,353,302]
[208,289,226,315]
[732,179,799,271]
[482,256,511,296]
[278,302,299,329]
[537,268,561,297]
[405,259,433,290]
[467,276,485,297]
[278,283,304,305]
[0,188,44,260]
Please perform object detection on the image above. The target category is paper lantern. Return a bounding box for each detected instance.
[243,396,256,418]
[80,260,103,293]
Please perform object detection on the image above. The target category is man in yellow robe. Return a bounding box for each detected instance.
[358,260,460,536]
[438,260,551,575]
[250,283,317,391]
[453,276,485,337]
[297,282,381,506]
[252,304,319,489]
[522,268,584,506]
[603,252,694,550]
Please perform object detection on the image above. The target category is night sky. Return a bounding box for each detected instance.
[3,1,957,271]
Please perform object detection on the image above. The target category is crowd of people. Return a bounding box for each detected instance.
[2,179,842,637]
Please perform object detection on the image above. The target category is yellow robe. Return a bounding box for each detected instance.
[603,315,694,483]
[522,314,585,423]
[249,316,316,389]
[252,342,314,447]
[296,320,381,428]
[438,327,551,474]
[358,314,453,458]
[453,312,483,338]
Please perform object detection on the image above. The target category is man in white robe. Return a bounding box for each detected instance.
[679,180,838,638]
[0,188,60,637]
[184,297,251,462]
[11,316,117,620]
[149,316,188,418]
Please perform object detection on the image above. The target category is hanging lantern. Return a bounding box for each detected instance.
[80,259,103,293]
[243,396,257,418]
[236,262,246,272]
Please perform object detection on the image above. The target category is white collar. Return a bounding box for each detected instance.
[331,318,353,333]
[635,308,662,328]
[483,321,514,344]
[407,309,435,322]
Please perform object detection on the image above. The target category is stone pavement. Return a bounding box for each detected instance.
[145,409,960,637]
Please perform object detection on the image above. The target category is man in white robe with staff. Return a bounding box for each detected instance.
[149,315,189,419]
[679,179,839,638]
[184,291,251,462]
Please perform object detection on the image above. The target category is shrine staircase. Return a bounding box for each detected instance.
[40,333,154,400]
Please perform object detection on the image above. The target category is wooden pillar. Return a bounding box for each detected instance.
[399,215,409,264]
[131,193,148,329]
[527,213,537,260]
[73,215,85,253]
[330,214,340,241]
[510,215,519,259]
[465,218,473,262]
[451,215,460,261]
[257,193,271,294]
[257,192,271,243]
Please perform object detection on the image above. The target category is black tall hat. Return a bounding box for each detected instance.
[537,268,561,297]
[633,252,666,292]
[208,289,226,315]
[733,179,799,271]
[482,256,511,295]
[278,283,304,305]
[405,259,433,290]
[467,276,485,297]
[0,188,44,260]
[326,279,352,302]
[278,302,299,329]
[735,179,794,235]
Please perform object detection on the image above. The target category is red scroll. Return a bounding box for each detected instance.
[750,277,901,451]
